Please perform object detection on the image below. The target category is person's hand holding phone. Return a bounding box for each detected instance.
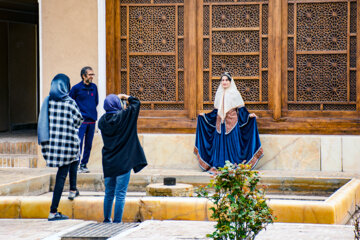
[118,94,129,100]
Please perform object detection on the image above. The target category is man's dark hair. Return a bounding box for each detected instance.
[80,66,93,80]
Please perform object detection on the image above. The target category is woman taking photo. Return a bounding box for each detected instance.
[98,94,147,223]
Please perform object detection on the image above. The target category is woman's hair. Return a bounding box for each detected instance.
[220,72,232,81]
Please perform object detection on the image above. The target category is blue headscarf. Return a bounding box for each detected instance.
[49,74,72,101]
[37,74,72,144]
[104,94,122,114]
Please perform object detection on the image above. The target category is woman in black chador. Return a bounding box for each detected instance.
[194,72,263,174]
[98,94,147,223]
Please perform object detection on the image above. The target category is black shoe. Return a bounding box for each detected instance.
[48,212,69,221]
[103,218,112,223]
[68,189,80,200]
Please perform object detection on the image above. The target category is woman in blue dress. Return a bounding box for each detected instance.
[194,72,263,174]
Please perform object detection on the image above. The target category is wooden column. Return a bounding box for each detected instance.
[281,0,288,111]
[357,0,360,113]
[269,0,282,120]
[115,0,121,94]
[196,0,204,112]
[184,0,197,119]
[106,0,115,95]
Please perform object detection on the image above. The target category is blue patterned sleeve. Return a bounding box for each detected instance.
[238,107,250,127]
[202,109,218,128]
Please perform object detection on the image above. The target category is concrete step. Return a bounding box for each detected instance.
[0,141,38,168]
[0,141,37,155]
[0,154,38,168]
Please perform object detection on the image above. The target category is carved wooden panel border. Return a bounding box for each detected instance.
[118,0,185,111]
[201,1,270,112]
[287,1,358,112]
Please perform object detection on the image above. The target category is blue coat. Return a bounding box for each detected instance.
[69,81,99,121]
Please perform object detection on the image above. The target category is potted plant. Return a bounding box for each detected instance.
[197,161,275,240]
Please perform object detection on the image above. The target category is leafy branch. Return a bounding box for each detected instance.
[197,161,275,240]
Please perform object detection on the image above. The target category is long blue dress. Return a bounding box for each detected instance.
[194,107,263,174]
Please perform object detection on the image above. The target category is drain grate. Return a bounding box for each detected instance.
[61,222,139,240]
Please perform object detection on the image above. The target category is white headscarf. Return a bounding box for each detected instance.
[214,72,245,121]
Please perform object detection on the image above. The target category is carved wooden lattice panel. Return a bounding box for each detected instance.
[119,1,184,110]
[202,1,269,111]
[287,1,357,111]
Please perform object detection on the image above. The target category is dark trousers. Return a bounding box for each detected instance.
[78,123,96,166]
[50,160,78,213]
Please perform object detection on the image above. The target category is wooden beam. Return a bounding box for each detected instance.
[269,0,282,120]
[126,5,130,96]
[196,0,204,111]
[211,52,259,56]
[115,0,121,94]
[347,1,350,103]
[211,76,259,80]
[175,5,178,101]
[140,110,188,118]
[293,3,297,101]
[106,0,115,95]
[129,52,176,56]
[137,117,360,135]
[357,0,360,113]
[296,50,348,55]
[184,0,197,119]
[283,111,359,119]
[281,0,288,111]
[212,27,260,31]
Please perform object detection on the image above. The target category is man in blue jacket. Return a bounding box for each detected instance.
[70,66,99,173]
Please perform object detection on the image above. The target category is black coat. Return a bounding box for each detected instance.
[98,96,147,178]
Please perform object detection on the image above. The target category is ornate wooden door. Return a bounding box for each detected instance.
[107,0,360,134]
[197,0,270,114]
[279,0,360,134]
[283,1,358,114]
[107,0,194,132]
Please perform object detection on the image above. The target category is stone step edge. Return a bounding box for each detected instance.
[0,157,39,168]
[0,174,51,196]
[0,195,344,225]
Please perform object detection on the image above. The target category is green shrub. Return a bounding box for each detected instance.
[354,206,360,240]
[197,161,275,240]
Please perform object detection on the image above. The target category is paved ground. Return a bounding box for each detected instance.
[0,219,354,240]
[0,219,87,240]
[113,221,355,240]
